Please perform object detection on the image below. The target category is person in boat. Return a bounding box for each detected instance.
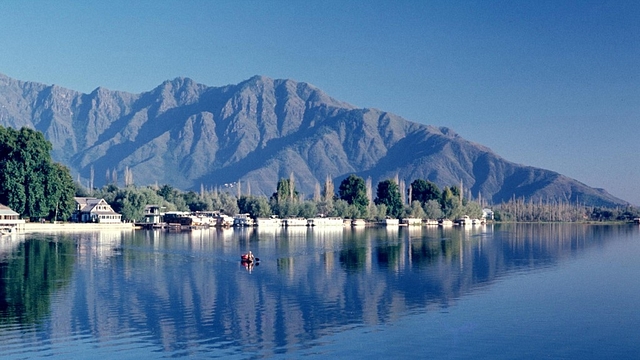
[242,251,255,263]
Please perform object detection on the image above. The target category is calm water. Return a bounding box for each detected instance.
[1,224,639,359]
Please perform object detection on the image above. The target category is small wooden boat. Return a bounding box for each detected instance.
[241,252,259,263]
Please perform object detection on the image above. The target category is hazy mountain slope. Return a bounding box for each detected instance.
[0,73,627,207]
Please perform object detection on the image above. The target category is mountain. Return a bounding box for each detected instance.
[0,73,628,207]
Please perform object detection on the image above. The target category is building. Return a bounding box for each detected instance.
[0,204,25,231]
[482,208,494,221]
[72,197,122,223]
[143,205,163,225]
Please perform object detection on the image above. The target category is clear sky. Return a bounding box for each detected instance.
[0,1,638,204]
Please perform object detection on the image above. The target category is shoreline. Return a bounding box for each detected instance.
[19,222,136,233]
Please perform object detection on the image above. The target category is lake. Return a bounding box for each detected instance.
[1,224,639,359]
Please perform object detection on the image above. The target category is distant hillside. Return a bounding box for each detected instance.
[0,73,628,207]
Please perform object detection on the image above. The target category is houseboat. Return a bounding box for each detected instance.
[383,217,399,226]
[255,216,282,227]
[283,217,307,226]
[233,214,254,227]
[308,217,343,227]
[401,218,422,226]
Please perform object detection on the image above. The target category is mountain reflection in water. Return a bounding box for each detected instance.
[0,224,635,358]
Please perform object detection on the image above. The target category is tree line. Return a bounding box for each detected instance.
[0,126,636,223]
[80,173,484,222]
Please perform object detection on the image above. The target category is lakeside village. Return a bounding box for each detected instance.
[0,197,492,235]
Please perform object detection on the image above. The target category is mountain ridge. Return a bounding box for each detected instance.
[0,72,628,207]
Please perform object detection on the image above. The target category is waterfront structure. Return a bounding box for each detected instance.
[482,208,494,221]
[283,217,307,226]
[307,217,343,226]
[72,197,122,223]
[255,216,282,227]
[233,214,254,227]
[383,217,399,226]
[143,205,163,225]
[401,218,422,226]
[0,204,25,231]
[455,215,472,226]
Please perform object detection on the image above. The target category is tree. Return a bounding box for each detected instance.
[410,179,441,204]
[0,126,75,221]
[423,199,444,219]
[338,174,369,216]
[374,179,403,218]
[270,178,299,217]
[45,163,76,221]
[238,196,272,218]
[440,186,458,218]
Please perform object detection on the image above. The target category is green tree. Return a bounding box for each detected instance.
[410,179,441,204]
[440,186,458,218]
[338,174,369,216]
[45,163,76,221]
[238,196,272,218]
[374,179,403,218]
[408,200,427,219]
[270,178,299,217]
[0,127,75,221]
[423,199,444,219]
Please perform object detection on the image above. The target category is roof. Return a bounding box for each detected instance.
[74,197,120,215]
[0,204,19,216]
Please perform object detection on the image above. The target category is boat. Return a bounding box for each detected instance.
[283,217,307,227]
[383,217,399,226]
[0,227,14,236]
[255,216,282,227]
[307,217,343,227]
[438,218,453,227]
[233,214,254,227]
[241,251,259,264]
[401,218,422,226]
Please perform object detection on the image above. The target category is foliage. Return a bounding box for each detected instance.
[238,196,272,218]
[0,127,76,221]
[408,200,427,219]
[338,174,369,215]
[410,179,441,204]
[78,176,639,224]
[495,196,640,223]
[374,179,403,218]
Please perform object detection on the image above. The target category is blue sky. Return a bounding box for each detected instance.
[0,1,639,204]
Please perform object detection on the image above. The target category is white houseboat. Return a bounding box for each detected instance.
[233,214,254,227]
[401,218,423,226]
[283,217,307,226]
[255,216,282,227]
[383,217,399,226]
[308,217,343,227]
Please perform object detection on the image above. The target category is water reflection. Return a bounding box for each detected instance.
[0,224,636,357]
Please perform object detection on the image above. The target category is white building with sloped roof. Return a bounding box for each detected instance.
[72,197,122,223]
